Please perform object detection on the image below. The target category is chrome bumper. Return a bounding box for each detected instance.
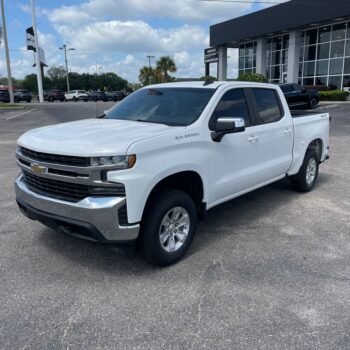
[15,175,139,242]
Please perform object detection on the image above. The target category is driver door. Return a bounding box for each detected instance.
[206,88,262,206]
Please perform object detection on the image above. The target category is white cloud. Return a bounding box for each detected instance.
[48,0,253,24]
[53,21,208,55]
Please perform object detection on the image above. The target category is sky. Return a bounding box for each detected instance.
[0,0,287,83]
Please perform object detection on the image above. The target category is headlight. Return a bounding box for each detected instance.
[90,154,136,169]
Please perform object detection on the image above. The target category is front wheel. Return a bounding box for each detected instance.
[139,189,197,266]
[291,150,319,192]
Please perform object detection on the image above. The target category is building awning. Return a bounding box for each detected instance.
[210,0,350,47]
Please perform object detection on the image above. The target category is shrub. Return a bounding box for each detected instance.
[237,73,268,83]
[319,90,350,101]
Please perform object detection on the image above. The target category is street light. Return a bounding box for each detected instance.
[146,55,155,85]
[59,44,75,92]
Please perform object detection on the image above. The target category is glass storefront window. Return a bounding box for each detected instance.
[331,40,345,58]
[305,45,317,61]
[315,77,327,85]
[329,58,343,75]
[319,26,331,43]
[344,58,350,74]
[271,65,281,80]
[304,78,315,85]
[238,41,257,75]
[272,36,283,51]
[328,76,342,89]
[305,29,318,45]
[343,75,350,87]
[317,43,330,60]
[316,60,329,76]
[304,61,315,76]
[266,34,289,83]
[345,40,350,57]
[332,23,347,41]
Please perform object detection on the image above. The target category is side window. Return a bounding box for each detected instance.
[209,88,250,130]
[251,88,283,124]
[280,84,293,93]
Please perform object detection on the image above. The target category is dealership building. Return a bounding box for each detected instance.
[209,0,350,89]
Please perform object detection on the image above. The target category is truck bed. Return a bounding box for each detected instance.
[290,110,326,118]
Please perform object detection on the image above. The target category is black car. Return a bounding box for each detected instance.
[107,91,125,102]
[88,91,108,102]
[14,89,32,103]
[279,83,319,109]
[0,89,10,103]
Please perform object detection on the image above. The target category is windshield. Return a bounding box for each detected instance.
[105,87,215,126]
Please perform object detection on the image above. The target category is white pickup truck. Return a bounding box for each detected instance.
[15,82,330,266]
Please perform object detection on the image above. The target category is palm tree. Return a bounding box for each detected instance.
[156,56,177,83]
[139,66,154,86]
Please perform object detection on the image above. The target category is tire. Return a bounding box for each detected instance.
[60,99,64,102]
[73,97,77,102]
[27,99,31,103]
[291,150,319,192]
[139,189,197,266]
[49,97,54,102]
[14,97,19,103]
[308,98,318,109]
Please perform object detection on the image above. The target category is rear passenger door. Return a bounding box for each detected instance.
[246,88,294,182]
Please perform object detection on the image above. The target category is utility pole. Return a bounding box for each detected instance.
[59,44,75,93]
[30,0,44,102]
[0,0,14,103]
[147,55,154,85]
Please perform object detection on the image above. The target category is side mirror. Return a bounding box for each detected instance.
[211,117,245,142]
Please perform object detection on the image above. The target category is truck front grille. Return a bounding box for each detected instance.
[22,170,89,202]
[20,147,90,167]
[21,170,126,203]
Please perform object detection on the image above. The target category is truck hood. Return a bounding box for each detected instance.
[18,119,184,156]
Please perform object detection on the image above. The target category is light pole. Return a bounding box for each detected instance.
[146,55,155,85]
[0,0,14,103]
[30,0,44,102]
[59,44,75,92]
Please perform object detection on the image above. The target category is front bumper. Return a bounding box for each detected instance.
[15,175,140,243]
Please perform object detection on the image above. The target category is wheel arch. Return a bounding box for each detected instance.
[141,170,206,222]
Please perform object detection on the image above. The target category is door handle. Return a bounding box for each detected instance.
[248,135,258,143]
[283,128,292,135]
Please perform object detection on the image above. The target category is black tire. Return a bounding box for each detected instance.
[291,150,319,192]
[139,189,197,266]
[308,97,318,109]
[73,97,77,102]
[27,99,31,103]
[14,97,19,103]
[49,97,54,102]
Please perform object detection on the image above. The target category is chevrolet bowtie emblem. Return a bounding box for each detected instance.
[30,163,48,174]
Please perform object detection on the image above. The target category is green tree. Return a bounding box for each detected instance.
[139,66,155,86]
[47,65,67,91]
[156,56,177,83]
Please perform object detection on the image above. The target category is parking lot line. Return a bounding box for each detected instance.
[6,108,37,121]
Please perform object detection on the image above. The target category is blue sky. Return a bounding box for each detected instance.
[1,0,283,82]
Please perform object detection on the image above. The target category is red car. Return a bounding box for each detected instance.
[38,90,66,102]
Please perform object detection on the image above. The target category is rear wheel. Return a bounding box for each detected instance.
[139,189,197,266]
[291,150,319,192]
[14,97,19,103]
[73,97,77,102]
[49,96,54,102]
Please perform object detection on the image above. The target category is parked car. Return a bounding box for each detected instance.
[0,89,10,103]
[105,91,125,102]
[15,82,330,266]
[65,90,89,102]
[279,83,319,109]
[88,91,108,102]
[14,89,32,103]
[38,90,66,102]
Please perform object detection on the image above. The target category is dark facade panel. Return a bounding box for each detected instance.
[210,0,350,47]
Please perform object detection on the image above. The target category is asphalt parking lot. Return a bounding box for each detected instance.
[0,101,350,350]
